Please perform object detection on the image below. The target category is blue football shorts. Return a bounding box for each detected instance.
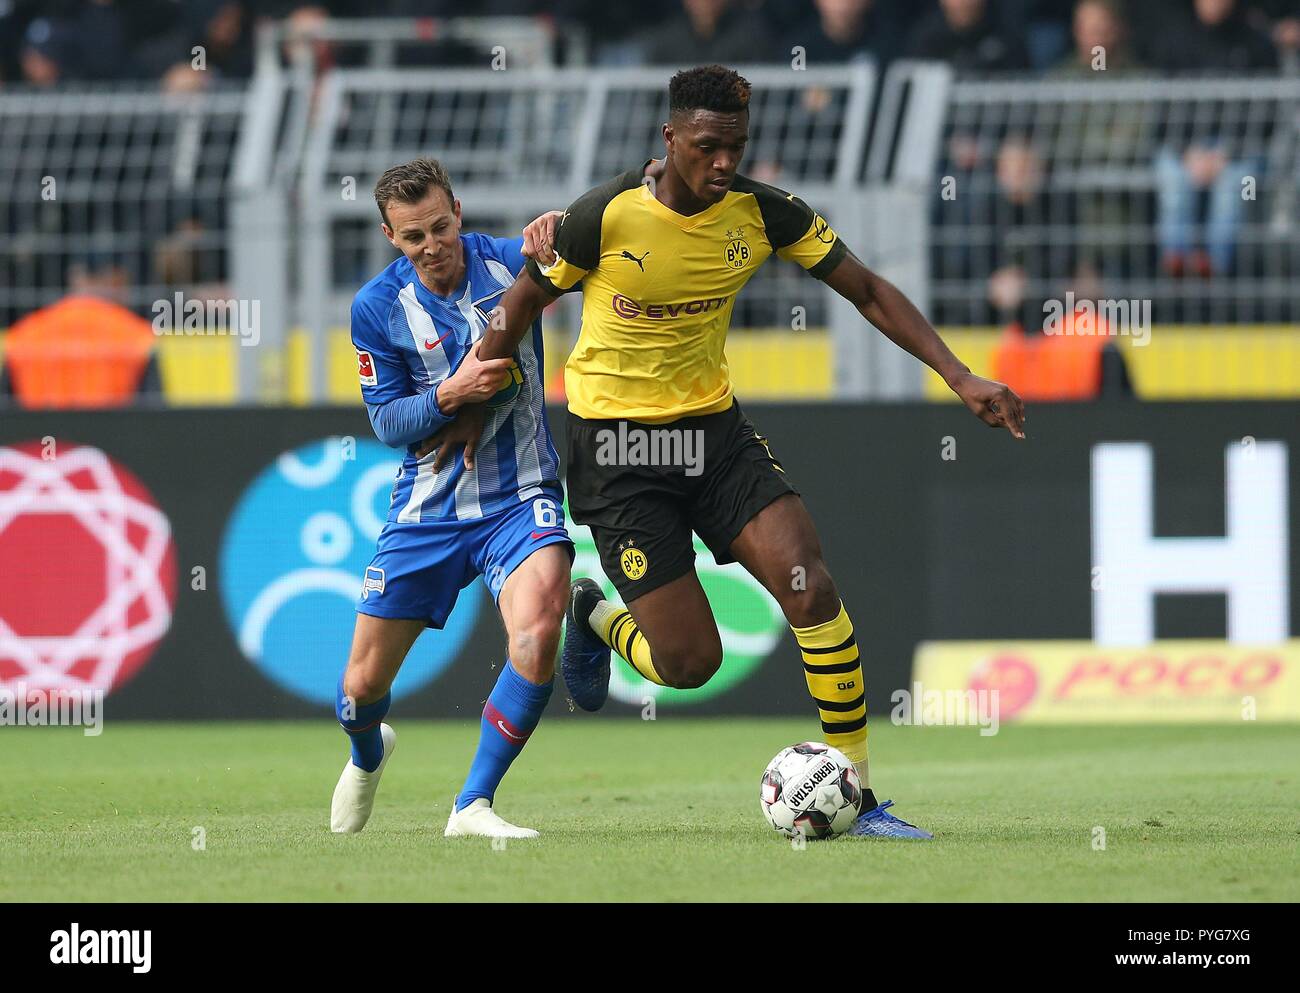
[355,486,574,628]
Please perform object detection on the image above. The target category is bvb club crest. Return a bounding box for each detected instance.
[723,227,750,269]
[618,539,648,580]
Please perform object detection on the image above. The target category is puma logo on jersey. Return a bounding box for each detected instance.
[620,250,650,271]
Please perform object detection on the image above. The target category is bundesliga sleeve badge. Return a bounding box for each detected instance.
[356,349,377,386]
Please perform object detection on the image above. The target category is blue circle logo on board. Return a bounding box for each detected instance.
[219,437,479,704]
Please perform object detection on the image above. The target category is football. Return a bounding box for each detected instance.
[759,741,862,840]
[485,356,525,408]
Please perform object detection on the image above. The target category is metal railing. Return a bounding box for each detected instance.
[4,39,1299,407]
[0,84,247,329]
[885,64,1300,327]
[287,63,883,401]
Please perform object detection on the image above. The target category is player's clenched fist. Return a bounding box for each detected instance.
[949,371,1027,440]
[435,340,514,413]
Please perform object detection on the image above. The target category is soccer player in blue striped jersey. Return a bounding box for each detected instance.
[331,158,572,839]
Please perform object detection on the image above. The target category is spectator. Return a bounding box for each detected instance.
[986,136,1061,327]
[1148,1,1273,278]
[154,218,229,303]
[907,0,1030,73]
[0,261,163,408]
[991,262,1135,400]
[140,1,254,88]
[785,0,904,67]
[0,0,38,85]
[634,0,777,66]
[1048,1,1147,280]
[1242,1,1300,71]
[19,0,176,85]
[933,134,1073,326]
[1003,0,1077,69]
[1148,0,1277,72]
[1049,0,1142,75]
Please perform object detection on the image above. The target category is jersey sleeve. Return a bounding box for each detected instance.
[525,167,643,294]
[749,182,849,280]
[487,234,527,278]
[524,198,600,294]
[350,293,408,405]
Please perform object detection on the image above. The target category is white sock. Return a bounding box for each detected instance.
[588,598,621,634]
[853,757,871,791]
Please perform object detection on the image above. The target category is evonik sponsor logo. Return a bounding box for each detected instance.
[611,293,728,320]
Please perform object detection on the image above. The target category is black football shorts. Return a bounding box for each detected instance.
[565,399,798,602]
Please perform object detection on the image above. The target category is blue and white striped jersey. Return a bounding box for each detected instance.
[350,233,561,523]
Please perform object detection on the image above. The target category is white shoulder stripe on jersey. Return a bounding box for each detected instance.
[484,257,516,290]
[398,282,451,386]
[471,287,506,307]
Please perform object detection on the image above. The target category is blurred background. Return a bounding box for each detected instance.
[0,1,1296,724]
[2,0,1299,407]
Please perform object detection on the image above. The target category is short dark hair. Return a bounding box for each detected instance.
[373,157,455,225]
[668,65,751,118]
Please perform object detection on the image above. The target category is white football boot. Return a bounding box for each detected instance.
[444,797,539,839]
[330,723,397,833]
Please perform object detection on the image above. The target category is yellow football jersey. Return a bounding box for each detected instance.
[526,161,847,422]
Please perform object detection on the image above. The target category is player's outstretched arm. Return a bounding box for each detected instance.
[478,267,560,362]
[421,267,557,468]
[823,253,1026,439]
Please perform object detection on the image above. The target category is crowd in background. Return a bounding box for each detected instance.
[1,0,1297,89]
[3,0,1299,406]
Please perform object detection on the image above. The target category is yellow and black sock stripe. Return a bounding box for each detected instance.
[792,602,867,765]
[595,606,667,687]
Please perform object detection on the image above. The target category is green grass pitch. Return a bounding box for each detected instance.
[1,719,1296,902]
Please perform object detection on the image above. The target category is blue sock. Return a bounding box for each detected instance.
[457,661,552,810]
[336,672,390,773]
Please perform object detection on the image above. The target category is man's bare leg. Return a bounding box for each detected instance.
[579,569,723,689]
[728,494,868,785]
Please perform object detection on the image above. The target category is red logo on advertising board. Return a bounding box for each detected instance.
[0,442,177,694]
[969,655,1039,719]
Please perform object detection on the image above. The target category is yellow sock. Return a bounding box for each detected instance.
[589,600,667,686]
[792,602,868,773]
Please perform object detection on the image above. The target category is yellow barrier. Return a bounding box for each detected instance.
[922,326,1300,401]
[155,336,239,405]
[289,326,835,405]
[4,324,1298,404]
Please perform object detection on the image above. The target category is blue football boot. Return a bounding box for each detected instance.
[848,799,933,839]
[562,578,612,712]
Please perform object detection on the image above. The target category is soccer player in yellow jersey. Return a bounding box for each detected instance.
[432,65,1026,838]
